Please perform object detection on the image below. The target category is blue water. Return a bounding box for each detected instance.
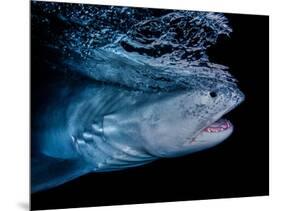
[31,1,235,92]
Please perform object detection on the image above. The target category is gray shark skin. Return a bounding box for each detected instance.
[31,2,245,193]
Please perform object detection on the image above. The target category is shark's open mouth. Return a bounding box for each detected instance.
[190,118,233,144]
[203,118,232,133]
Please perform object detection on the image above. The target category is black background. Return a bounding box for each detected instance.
[31,10,269,211]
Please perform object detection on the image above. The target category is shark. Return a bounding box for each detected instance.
[31,2,244,192]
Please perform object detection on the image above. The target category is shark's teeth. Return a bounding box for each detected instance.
[203,119,231,133]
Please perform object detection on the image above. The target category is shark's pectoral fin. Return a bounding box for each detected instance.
[31,154,90,193]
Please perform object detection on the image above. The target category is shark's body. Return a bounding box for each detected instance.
[31,2,244,193]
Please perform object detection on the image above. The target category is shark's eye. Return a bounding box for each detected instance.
[209,91,217,98]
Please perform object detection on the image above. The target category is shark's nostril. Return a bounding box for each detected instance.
[235,89,245,104]
[240,91,245,103]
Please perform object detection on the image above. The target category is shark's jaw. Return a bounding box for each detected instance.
[203,118,232,133]
[190,118,233,146]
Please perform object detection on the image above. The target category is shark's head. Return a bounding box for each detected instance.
[103,75,244,158]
